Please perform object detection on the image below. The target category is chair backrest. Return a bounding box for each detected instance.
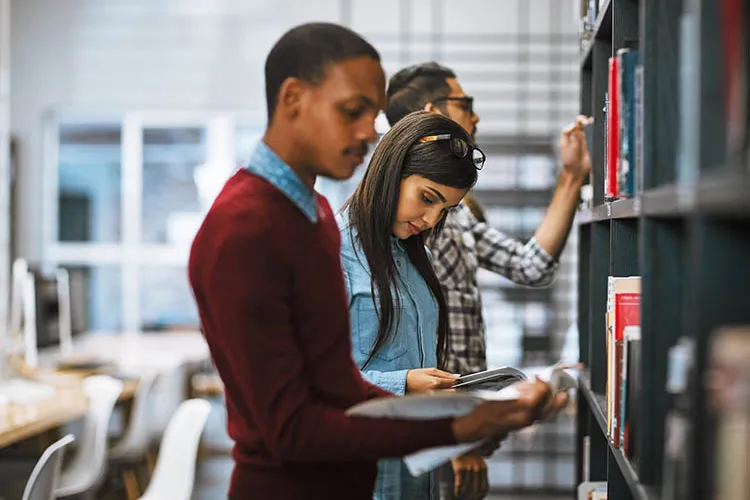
[56,375,123,497]
[139,399,211,500]
[110,371,159,461]
[22,434,75,500]
[148,359,190,443]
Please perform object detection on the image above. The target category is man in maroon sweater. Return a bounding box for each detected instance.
[189,22,565,500]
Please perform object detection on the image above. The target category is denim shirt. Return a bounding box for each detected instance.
[337,212,439,500]
[245,140,319,222]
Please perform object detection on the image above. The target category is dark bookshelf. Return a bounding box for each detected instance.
[581,0,613,70]
[575,1,750,500]
[579,372,659,500]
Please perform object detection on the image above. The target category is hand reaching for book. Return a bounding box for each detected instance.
[450,377,568,443]
[406,367,460,393]
[560,115,593,182]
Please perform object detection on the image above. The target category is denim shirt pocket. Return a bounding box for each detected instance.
[353,298,408,363]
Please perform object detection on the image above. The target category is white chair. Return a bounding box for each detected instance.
[21,434,75,500]
[109,372,159,500]
[56,375,123,499]
[148,359,190,444]
[138,398,211,500]
[110,372,158,462]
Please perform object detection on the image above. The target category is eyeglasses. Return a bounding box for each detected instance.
[432,96,475,116]
[418,134,486,170]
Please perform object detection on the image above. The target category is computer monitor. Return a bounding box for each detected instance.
[65,267,88,337]
[33,270,62,350]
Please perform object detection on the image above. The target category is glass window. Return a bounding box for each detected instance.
[60,265,123,333]
[139,265,199,331]
[141,127,206,245]
[58,124,122,243]
[236,125,263,166]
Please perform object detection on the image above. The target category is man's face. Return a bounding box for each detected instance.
[433,77,480,139]
[292,56,386,181]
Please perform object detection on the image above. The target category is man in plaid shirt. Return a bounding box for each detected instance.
[386,62,591,376]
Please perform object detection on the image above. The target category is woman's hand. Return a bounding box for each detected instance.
[405,368,459,392]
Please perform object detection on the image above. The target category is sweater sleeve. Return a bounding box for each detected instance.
[194,222,456,462]
[365,380,394,400]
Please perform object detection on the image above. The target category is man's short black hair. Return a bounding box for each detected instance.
[385,62,456,126]
[265,22,380,122]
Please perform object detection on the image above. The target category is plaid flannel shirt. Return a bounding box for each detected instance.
[428,204,559,374]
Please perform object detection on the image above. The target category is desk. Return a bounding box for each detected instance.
[0,381,86,449]
[38,331,210,371]
[0,331,210,448]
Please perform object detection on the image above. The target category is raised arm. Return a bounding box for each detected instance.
[532,116,592,259]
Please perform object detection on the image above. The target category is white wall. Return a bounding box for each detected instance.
[11,0,579,262]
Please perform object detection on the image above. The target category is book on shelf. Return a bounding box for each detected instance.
[605,56,619,201]
[634,64,644,195]
[617,48,639,198]
[707,325,750,500]
[662,337,695,500]
[677,12,699,183]
[578,481,608,500]
[721,0,750,169]
[346,362,580,476]
[622,325,641,461]
[605,276,640,451]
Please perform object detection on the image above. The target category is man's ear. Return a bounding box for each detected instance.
[277,77,306,119]
[424,101,446,117]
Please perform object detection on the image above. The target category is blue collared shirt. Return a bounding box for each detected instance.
[337,210,439,500]
[246,140,319,222]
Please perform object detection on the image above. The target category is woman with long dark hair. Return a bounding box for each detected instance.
[338,111,488,500]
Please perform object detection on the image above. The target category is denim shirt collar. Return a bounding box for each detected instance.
[245,140,318,222]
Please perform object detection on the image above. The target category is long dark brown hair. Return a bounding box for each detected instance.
[343,111,479,369]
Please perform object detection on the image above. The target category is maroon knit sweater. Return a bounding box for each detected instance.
[188,170,456,500]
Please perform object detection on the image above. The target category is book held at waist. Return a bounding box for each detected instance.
[346,362,580,476]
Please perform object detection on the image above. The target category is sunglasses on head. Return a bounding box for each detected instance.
[432,96,475,116]
[418,134,486,170]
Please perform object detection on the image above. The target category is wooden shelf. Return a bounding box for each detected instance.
[579,372,660,500]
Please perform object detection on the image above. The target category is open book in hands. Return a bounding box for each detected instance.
[346,362,580,476]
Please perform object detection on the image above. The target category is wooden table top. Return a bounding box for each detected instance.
[0,367,139,449]
[0,379,87,449]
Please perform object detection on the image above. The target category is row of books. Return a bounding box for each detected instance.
[661,325,750,500]
[605,276,641,459]
[604,49,643,200]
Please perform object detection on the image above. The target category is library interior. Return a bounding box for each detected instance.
[0,1,747,499]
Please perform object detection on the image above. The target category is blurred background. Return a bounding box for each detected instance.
[0,1,584,498]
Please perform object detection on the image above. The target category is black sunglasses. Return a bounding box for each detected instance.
[432,96,475,116]
[418,134,486,170]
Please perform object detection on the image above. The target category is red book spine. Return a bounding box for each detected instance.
[614,292,640,448]
[606,57,619,200]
